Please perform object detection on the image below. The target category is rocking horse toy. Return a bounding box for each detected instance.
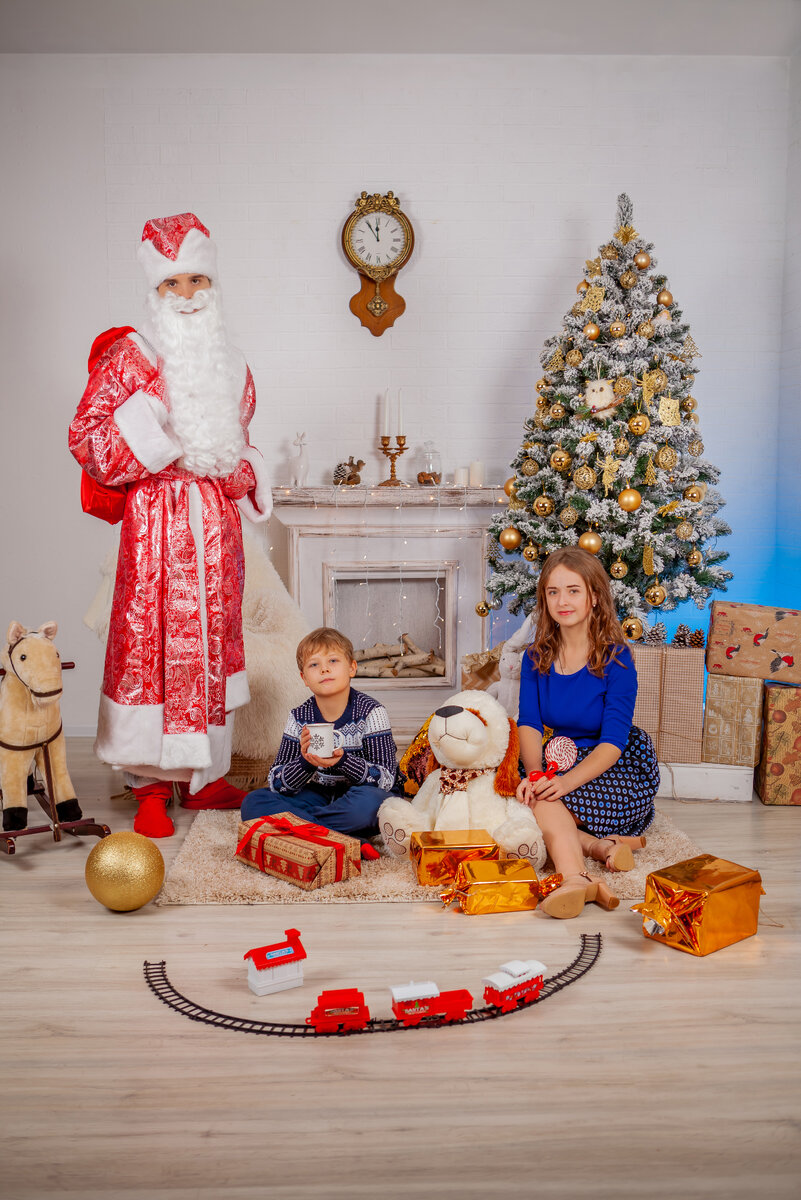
[0,621,109,854]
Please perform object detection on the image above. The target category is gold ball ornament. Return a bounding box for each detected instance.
[636,320,655,339]
[688,412,700,423]
[578,530,602,555]
[610,557,629,579]
[689,438,705,457]
[628,413,651,436]
[655,444,678,470]
[620,270,637,289]
[657,288,673,307]
[499,526,523,550]
[601,244,619,260]
[634,251,651,269]
[650,368,668,391]
[565,349,583,367]
[84,832,165,912]
[549,402,567,420]
[536,377,548,392]
[622,616,644,641]
[614,436,630,456]
[521,458,540,477]
[523,542,539,561]
[618,486,642,512]
[573,464,598,490]
[550,447,572,472]
[684,484,703,503]
[475,600,490,617]
[577,280,590,294]
[682,396,698,412]
[609,320,627,338]
[687,548,703,567]
[536,393,549,410]
[533,495,555,517]
[645,582,667,607]
[504,477,517,497]
[675,521,695,541]
[613,376,633,397]
[559,504,579,528]
[583,322,601,341]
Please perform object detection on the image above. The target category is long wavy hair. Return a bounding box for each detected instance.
[527,548,628,677]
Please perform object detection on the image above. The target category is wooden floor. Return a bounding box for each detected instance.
[3,739,800,1200]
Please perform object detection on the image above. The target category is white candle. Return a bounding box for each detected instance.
[381,390,390,437]
[469,460,484,487]
[397,388,404,436]
[454,467,469,486]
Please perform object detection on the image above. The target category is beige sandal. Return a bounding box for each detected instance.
[540,872,620,919]
[589,834,646,873]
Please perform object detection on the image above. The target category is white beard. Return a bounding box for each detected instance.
[142,286,245,477]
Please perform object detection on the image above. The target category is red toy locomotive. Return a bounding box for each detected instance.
[306,988,371,1033]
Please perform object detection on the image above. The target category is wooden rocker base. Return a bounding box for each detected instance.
[0,787,110,856]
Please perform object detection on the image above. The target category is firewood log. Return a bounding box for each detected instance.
[354,642,402,662]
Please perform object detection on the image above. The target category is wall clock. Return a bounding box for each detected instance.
[342,191,414,337]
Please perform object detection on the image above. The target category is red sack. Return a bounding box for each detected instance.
[79,326,136,524]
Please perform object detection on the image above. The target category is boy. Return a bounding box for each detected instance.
[241,628,398,836]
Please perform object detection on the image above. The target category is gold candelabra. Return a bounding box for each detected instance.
[378,435,408,487]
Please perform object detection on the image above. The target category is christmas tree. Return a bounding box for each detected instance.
[485,194,732,638]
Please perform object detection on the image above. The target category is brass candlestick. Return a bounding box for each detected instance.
[378,435,408,487]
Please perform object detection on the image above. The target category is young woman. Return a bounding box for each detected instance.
[516,547,660,919]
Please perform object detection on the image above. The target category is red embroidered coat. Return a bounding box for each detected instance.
[69,332,271,790]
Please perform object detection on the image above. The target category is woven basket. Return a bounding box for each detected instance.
[226,753,273,791]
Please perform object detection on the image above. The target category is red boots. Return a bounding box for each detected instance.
[177,777,246,810]
[132,782,175,838]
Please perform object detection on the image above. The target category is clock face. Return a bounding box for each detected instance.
[345,210,411,273]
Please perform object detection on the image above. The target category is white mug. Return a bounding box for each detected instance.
[306,723,335,757]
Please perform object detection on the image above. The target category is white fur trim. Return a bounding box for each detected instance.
[127,332,158,366]
[95,692,237,783]
[114,389,181,474]
[159,732,213,771]
[236,445,273,523]
[226,669,250,711]
[138,226,218,290]
[187,714,234,793]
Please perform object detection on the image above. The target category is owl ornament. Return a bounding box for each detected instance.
[584,378,619,419]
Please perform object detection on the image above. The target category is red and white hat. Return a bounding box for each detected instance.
[137,212,218,289]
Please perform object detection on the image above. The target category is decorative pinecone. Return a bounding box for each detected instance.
[690,628,706,648]
[645,622,667,645]
[672,623,691,646]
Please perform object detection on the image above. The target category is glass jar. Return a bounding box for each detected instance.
[417,441,442,487]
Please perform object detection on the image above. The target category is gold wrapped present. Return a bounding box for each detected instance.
[410,829,499,886]
[702,675,764,766]
[461,644,503,692]
[632,854,764,956]
[441,859,561,915]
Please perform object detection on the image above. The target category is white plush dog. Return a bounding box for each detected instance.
[378,689,546,870]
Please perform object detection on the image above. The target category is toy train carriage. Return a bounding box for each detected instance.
[483,959,547,1013]
[390,980,473,1026]
[306,988,370,1033]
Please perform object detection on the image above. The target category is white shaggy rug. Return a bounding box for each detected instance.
[155,809,702,905]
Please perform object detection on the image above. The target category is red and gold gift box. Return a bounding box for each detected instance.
[707,600,801,685]
[754,682,801,805]
[630,645,705,762]
[441,859,562,915]
[632,854,764,956]
[410,829,500,887]
[236,813,361,890]
[702,675,764,766]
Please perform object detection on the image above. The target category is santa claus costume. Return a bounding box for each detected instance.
[69,213,271,836]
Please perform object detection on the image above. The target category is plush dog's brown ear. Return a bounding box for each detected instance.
[399,714,436,797]
[494,717,521,797]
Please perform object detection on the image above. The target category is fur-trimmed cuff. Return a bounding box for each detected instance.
[114,389,181,474]
[236,445,272,523]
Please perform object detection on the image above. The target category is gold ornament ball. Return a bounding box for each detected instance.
[628,413,651,436]
[609,320,627,338]
[536,377,548,392]
[523,542,539,561]
[636,320,655,339]
[610,557,629,579]
[682,396,698,412]
[684,484,703,503]
[536,393,549,410]
[613,376,633,397]
[689,438,705,457]
[651,368,668,391]
[645,582,667,607]
[655,444,678,470]
[573,464,597,490]
[687,548,703,567]
[622,616,644,641]
[84,832,165,912]
[620,270,637,289]
[614,436,630,456]
[550,448,572,471]
[559,504,579,528]
[675,521,695,541]
[688,412,700,423]
[566,349,583,367]
[578,530,602,555]
[499,526,523,550]
[618,486,642,512]
[583,322,601,341]
[657,288,673,307]
[601,243,619,260]
[634,251,651,269]
[521,458,540,477]
[577,280,590,294]
[549,402,567,420]
[533,495,555,517]
[503,477,517,497]
[475,600,490,617]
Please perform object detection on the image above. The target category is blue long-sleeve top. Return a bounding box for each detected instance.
[518,644,637,752]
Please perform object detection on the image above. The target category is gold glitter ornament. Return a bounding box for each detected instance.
[689,438,705,457]
[622,616,644,641]
[614,436,630,456]
[610,557,629,579]
[523,542,538,561]
[615,224,639,244]
[644,456,657,486]
[637,320,655,339]
[508,497,526,512]
[600,244,619,260]
[658,395,681,426]
[657,288,673,307]
[533,495,555,517]
[550,447,572,472]
[583,322,601,341]
[565,348,583,367]
[549,402,567,420]
[650,368,668,391]
[675,521,695,541]
[580,285,605,312]
[683,334,701,359]
[687,548,702,567]
[618,486,642,512]
[684,485,703,503]
[634,251,651,269]
[609,320,626,338]
[620,270,637,289]
[499,527,523,550]
[573,464,598,490]
[613,376,633,397]
[601,453,621,496]
[645,581,667,607]
[521,458,539,476]
[571,300,584,317]
[643,544,655,575]
[546,347,565,372]
[578,530,602,555]
[586,257,602,277]
[681,396,698,412]
[85,832,165,912]
[559,504,579,528]
[655,444,678,470]
[628,412,651,436]
[504,477,517,497]
[475,601,490,617]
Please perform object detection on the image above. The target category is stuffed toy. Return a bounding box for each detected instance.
[377,689,546,870]
[0,621,82,832]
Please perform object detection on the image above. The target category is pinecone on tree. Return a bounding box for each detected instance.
[672,623,691,646]
[645,622,667,645]
[690,628,706,648]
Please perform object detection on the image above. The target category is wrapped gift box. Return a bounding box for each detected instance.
[630,645,705,762]
[461,645,503,692]
[410,828,499,886]
[236,813,361,890]
[441,858,551,915]
[632,854,764,956]
[707,601,801,684]
[754,682,801,805]
[702,675,764,766]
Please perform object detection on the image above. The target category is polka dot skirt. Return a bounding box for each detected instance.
[551,725,659,839]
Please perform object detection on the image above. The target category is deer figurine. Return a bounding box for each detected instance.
[290,433,310,488]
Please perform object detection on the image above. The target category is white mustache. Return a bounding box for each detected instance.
[161,290,211,315]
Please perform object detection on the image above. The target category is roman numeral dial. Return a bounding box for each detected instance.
[342,191,415,337]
